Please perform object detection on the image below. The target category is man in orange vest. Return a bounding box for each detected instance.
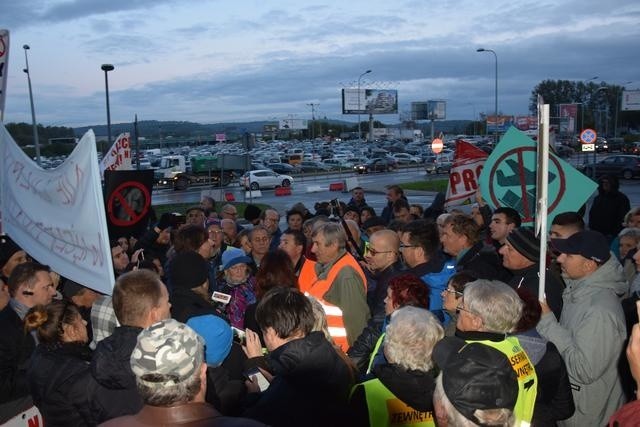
[298,222,369,351]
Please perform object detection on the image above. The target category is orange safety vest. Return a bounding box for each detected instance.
[298,252,366,352]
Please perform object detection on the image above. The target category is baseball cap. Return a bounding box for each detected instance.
[551,230,610,264]
[433,337,518,425]
[130,319,203,387]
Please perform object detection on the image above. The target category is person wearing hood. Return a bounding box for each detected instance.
[537,230,627,426]
[512,287,575,426]
[588,175,630,243]
[422,191,446,222]
[349,306,443,427]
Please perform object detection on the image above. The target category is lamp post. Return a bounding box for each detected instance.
[477,48,498,144]
[357,69,371,142]
[23,45,41,166]
[101,64,115,153]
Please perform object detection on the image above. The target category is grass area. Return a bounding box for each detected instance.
[400,178,449,192]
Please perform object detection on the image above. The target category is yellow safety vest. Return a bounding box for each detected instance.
[359,378,435,427]
[366,333,386,375]
[467,336,537,426]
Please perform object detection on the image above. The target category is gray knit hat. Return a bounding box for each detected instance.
[130,319,204,387]
[506,227,540,262]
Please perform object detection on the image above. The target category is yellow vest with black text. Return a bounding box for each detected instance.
[360,378,435,427]
[467,336,537,426]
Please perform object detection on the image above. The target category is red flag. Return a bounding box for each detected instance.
[444,140,488,208]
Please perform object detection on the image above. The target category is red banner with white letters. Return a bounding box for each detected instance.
[444,140,488,208]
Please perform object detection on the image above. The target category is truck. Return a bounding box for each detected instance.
[154,154,240,190]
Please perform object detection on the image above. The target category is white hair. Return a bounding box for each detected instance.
[463,280,523,333]
[384,306,443,371]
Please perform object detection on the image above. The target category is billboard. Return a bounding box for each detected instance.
[428,100,446,120]
[342,89,398,114]
[279,119,308,130]
[515,116,537,131]
[622,89,640,111]
[486,115,515,133]
[558,104,578,133]
[411,102,429,120]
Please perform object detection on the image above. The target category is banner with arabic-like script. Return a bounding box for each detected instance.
[0,126,115,294]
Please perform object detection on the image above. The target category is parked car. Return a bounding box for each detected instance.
[424,160,453,174]
[622,141,640,154]
[322,159,349,170]
[268,162,300,175]
[299,161,331,173]
[353,157,397,174]
[241,170,294,190]
[391,153,421,164]
[582,155,640,180]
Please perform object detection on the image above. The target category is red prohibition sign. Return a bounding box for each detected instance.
[107,181,151,227]
[0,36,5,58]
[487,146,566,222]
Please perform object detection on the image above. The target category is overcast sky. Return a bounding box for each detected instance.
[3,0,639,128]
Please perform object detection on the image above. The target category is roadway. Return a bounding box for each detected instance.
[151,156,640,216]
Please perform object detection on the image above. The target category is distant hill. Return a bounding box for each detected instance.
[74,119,473,139]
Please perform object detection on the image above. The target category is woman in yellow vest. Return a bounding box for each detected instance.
[348,306,443,427]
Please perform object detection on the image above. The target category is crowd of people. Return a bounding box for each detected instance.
[0,174,639,426]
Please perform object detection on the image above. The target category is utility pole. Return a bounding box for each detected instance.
[307,103,318,139]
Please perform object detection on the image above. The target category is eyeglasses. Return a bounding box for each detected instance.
[455,301,477,316]
[399,243,418,250]
[364,242,394,257]
[223,211,238,217]
[444,288,463,297]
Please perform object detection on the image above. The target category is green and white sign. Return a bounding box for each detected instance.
[479,127,597,227]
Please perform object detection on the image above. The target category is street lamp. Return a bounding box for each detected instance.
[101,64,115,152]
[477,48,498,144]
[357,69,371,142]
[23,45,41,166]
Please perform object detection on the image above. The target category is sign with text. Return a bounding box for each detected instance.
[0,126,115,294]
[622,89,640,111]
[279,119,308,130]
[478,127,597,227]
[99,132,132,179]
[342,89,398,114]
[445,140,488,208]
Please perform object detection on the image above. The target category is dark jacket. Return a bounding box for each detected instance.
[243,331,353,427]
[170,287,226,324]
[0,304,35,405]
[456,241,511,281]
[27,342,99,427]
[508,264,564,320]
[349,363,437,427]
[515,330,575,426]
[588,176,630,238]
[91,326,144,423]
[99,402,267,427]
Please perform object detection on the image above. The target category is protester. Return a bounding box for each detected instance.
[298,222,369,351]
[433,341,519,427]
[100,318,264,427]
[25,301,98,426]
[452,279,537,425]
[589,175,630,242]
[91,269,171,423]
[278,229,308,276]
[538,231,627,426]
[217,247,257,329]
[349,306,443,427]
[0,263,55,422]
[441,270,477,336]
[512,288,575,426]
[242,288,353,426]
